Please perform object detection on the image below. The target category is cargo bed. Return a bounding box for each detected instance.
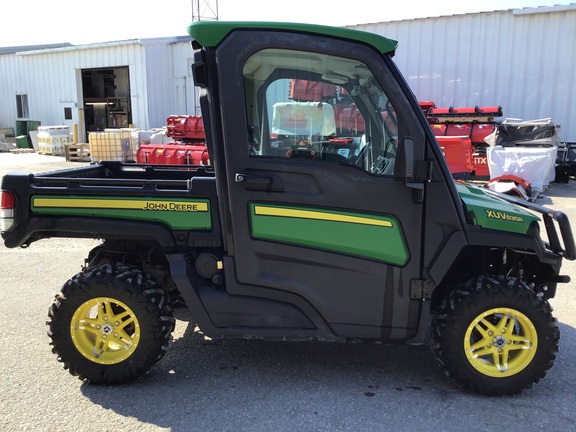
[1,161,219,248]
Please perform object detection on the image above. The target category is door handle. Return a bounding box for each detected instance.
[235,172,284,191]
[235,172,272,186]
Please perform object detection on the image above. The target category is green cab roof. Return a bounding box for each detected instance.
[187,21,398,55]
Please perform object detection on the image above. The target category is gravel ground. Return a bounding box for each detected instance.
[1,153,576,432]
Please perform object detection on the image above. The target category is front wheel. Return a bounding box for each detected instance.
[47,264,175,384]
[432,276,559,395]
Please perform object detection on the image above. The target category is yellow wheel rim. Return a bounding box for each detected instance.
[70,297,140,365]
[464,307,537,378]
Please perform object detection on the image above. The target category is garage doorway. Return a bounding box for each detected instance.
[81,67,132,140]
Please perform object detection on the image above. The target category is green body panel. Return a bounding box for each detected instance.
[456,183,540,234]
[31,195,212,230]
[249,203,409,265]
[187,21,398,54]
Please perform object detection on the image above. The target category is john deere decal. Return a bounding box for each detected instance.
[31,196,211,230]
[250,203,408,265]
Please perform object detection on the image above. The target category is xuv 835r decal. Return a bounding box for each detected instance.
[455,183,539,234]
[250,203,408,265]
[31,196,212,230]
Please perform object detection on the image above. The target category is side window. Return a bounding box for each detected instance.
[16,94,29,119]
[243,49,398,176]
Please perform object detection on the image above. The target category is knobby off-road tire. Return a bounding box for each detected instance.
[47,264,175,384]
[432,275,559,395]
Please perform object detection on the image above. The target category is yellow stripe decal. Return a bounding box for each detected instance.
[33,198,208,212]
[254,206,392,227]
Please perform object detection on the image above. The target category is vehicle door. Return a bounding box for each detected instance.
[209,30,428,340]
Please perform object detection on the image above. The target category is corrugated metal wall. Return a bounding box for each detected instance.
[0,54,20,128]
[2,8,574,142]
[0,38,195,139]
[141,38,195,128]
[2,42,150,133]
[350,6,576,141]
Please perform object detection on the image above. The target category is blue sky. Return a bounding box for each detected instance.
[1,0,572,47]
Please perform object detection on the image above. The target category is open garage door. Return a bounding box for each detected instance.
[81,66,132,141]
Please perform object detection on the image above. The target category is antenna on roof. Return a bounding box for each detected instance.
[191,1,218,115]
[192,0,219,21]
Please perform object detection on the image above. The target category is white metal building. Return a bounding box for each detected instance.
[1,4,575,143]
[349,4,576,142]
[0,36,194,142]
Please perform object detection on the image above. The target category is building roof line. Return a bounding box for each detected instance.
[0,43,73,55]
[8,36,192,56]
[345,3,575,28]
[512,3,576,15]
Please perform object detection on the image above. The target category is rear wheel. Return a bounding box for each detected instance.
[432,276,559,395]
[47,264,175,384]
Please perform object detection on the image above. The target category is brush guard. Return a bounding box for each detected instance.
[483,188,576,260]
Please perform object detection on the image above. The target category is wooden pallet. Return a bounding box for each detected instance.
[65,143,91,162]
[37,151,64,156]
[10,148,36,154]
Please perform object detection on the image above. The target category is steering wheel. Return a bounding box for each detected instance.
[287,147,318,159]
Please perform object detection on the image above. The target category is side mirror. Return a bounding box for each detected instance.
[395,136,415,181]
[395,136,429,203]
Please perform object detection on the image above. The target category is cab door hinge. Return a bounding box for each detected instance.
[410,279,432,300]
[416,159,434,182]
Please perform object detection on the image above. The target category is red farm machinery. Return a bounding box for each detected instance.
[137,89,502,183]
[420,102,503,179]
[136,115,209,165]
